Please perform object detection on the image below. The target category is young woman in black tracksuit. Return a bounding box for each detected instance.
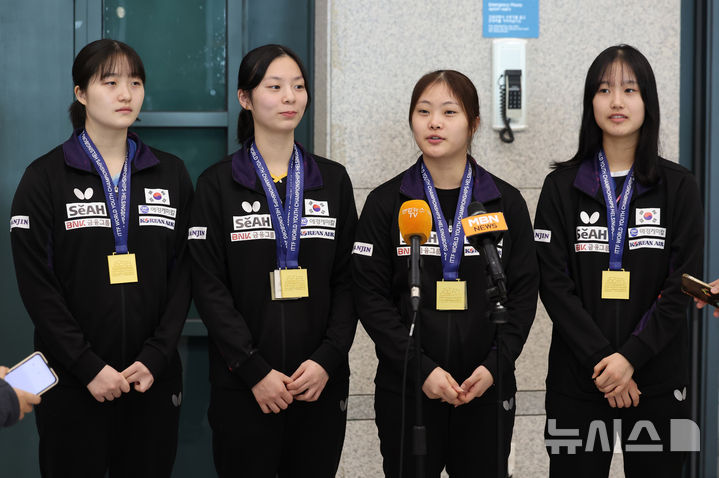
[10,39,192,477]
[352,70,538,477]
[535,45,703,477]
[189,44,357,477]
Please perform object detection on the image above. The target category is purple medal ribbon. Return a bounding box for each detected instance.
[249,142,304,269]
[597,150,635,271]
[420,160,473,281]
[78,131,134,254]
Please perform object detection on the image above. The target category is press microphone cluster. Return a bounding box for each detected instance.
[461,201,508,302]
[398,200,433,312]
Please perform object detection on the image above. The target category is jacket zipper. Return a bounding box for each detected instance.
[614,301,620,349]
[120,285,127,366]
[280,303,287,372]
[445,313,452,367]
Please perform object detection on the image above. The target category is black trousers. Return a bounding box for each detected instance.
[35,371,182,478]
[209,377,349,478]
[545,389,692,478]
[374,387,515,478]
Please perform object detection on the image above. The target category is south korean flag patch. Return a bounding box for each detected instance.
[636,208,660,225]
[145,188,170,205]
[305,199,329,216]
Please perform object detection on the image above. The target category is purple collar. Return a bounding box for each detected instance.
[573,157,651,199]
[399,156,501,204]
[231,139,323,191]
[62,129,159,173]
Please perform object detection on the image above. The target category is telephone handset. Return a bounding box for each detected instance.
[499,69,523,143]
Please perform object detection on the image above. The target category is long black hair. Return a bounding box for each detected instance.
[69,39,145,129]
[236,44,311,143]
[554,45,660,185]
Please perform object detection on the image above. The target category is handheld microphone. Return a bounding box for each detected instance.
[461,201,508,302]
[398,200,433,311]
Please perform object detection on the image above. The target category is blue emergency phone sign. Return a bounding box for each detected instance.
[483,1,539,38]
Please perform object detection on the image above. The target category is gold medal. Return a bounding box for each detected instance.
[270,268,309,300]
[107,253,138,284]
[601,269,630,300]
[436,280,467,310]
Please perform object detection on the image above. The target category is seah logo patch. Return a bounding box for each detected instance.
[576,226,608,242]
[305,199,329,216]
[636,208,660,225]
[145,188,170,205]
[10,215,30,230]
[66,202,107,219]
[233,214,271,231]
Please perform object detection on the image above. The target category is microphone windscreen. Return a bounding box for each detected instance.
[461,201,508,237]
[398,200,433,245]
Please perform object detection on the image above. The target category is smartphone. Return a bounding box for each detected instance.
[682,273,719,308]
[4,351,59,395]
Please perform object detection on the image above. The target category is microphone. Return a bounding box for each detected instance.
[461,201,508,302]
[398,200,433,311]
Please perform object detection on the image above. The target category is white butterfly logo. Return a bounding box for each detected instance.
[73,187,94,201]
[580,211,600,225]
[242,201,261,213]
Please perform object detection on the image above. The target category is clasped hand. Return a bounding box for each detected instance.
[422,365,494,406]
[87,361,154,402]
[592,353,641,408]
[252,360,329,414]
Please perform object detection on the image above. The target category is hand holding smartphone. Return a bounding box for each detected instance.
[682,274,719,309]
[4,351,58,395]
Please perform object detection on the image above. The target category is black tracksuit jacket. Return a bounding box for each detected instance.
[534,157,703,399]
[189,141,357,389]
[352,157,538,399]
[10,131,193,387]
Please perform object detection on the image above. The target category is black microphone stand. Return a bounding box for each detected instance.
[408,235,426,478]
[485,255,508,478]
